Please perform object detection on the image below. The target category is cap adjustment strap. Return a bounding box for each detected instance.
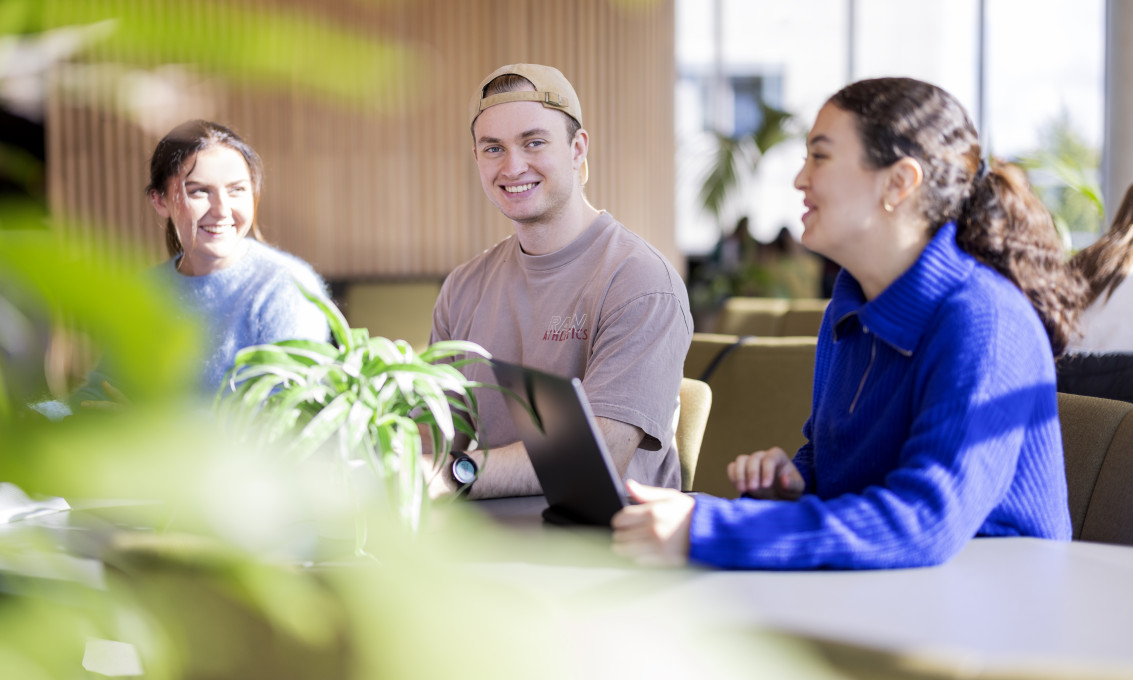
[478,90,569,113]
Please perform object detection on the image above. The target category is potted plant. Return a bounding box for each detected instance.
[215,284,490,546]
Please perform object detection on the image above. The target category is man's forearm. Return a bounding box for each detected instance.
[464,441,541,499]
[465,417,643,499]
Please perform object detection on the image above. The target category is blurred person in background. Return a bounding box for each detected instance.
[1056,183,1133,402]
[1070,183,1133,352]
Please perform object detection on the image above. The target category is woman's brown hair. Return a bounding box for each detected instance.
[1071,183,1133,307]
[147,120,265,260]
[828,77,1087,356]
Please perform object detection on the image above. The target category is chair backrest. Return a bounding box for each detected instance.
[780,299,829,336]
[683,333,817,497]
[341,280,442,351]
[714,298,790,336]
[1058,392,1133,545]
[714,297,829,337]
[676,378,712,492]
[1057,353,1133,404]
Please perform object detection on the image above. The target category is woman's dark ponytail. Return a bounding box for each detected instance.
[957,160,1088,356]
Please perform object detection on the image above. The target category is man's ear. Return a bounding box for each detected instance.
[885,157,924,209]
[150,189,171,219]
[571,128,589,170]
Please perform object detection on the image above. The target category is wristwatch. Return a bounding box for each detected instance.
[450,451,479,496]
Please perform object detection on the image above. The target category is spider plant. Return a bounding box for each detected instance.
[216,283,490,543]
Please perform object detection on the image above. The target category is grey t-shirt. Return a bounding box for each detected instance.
[431,212,692,489]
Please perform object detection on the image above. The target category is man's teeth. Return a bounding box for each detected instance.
[505,183,535,193]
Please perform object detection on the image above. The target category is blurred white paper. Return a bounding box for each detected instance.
[83,639,143,677]
[0,482,70,523]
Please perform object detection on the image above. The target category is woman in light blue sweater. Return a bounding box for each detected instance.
[612,78,1088,570]
[73,120,329,405]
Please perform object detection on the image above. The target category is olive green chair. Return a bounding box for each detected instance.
[341,280,442,350]
[780,298,830,336]
[714,298,791,336]
[1057,392,1133,545]
[683,333,817,498]
[714,297,829,337]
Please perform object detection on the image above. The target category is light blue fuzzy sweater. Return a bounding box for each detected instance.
[73,239,330,403]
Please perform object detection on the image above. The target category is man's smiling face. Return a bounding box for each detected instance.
[472,94,585,227]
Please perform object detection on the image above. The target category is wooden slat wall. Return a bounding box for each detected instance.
[45,0,678,280]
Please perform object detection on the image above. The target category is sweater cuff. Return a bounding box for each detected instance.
[688,494,750,567]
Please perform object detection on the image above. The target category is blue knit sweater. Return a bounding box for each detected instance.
[689,222,1071,570]
[73,239,330,401]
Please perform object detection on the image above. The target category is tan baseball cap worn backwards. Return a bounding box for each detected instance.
[469,63,583,129]
[470,63,588,185]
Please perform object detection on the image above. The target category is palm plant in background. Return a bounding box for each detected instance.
[1015,110,1104,246]
[688,102,798,316]
[217,284,490,541]
[699,101,794,224]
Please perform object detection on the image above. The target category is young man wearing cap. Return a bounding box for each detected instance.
[429,63,692,499]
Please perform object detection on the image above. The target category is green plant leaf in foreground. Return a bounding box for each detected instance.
[42,0,428,113]
[0,230,199,408]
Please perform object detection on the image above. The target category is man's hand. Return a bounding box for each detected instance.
[727,446,804,500]
[611,480,694,567]
[80,381,130,412]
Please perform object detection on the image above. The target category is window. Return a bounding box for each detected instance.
[675,0,1105,254]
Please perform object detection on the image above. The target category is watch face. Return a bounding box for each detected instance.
[453,458,477,485]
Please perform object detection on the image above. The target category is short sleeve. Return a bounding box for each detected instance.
[583,291,691,447]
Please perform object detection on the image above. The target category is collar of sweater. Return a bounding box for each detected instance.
[170,239,264,288]
[829,221,975,355]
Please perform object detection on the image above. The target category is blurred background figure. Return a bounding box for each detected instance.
[1071,182,1133,352]
[1056,183,1133,402]
[756,225,822,299]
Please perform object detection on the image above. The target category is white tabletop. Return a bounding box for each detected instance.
[470,496,1133,677]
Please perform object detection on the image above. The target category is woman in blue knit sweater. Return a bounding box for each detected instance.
[612,78,1088,570]
[73,121,329,406]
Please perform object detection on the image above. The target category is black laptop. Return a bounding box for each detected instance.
[490,360,629,526]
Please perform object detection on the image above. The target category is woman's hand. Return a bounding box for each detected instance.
[611,480,695,567]
[728,447,805,500]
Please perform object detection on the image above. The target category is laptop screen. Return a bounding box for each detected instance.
[491,360,628,526]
